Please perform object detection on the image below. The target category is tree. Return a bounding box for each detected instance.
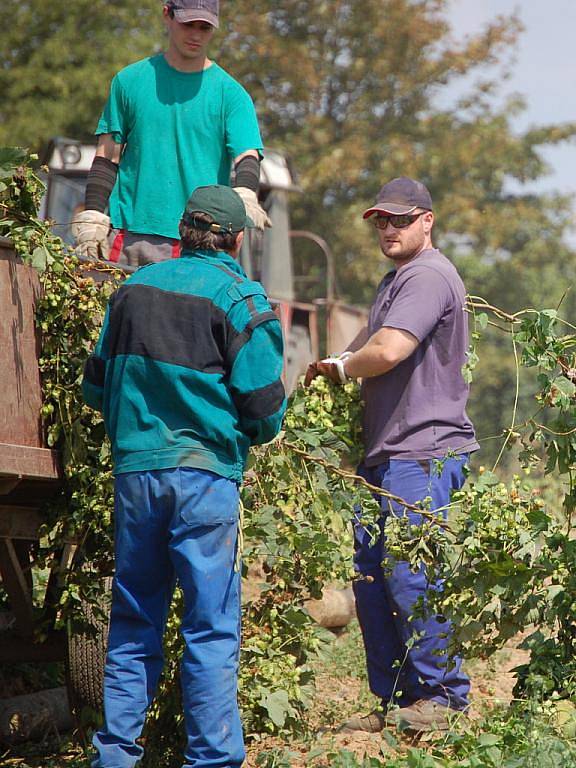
[0,0,162,147]
[217,1,576,302]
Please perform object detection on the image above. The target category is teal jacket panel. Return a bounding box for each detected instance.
[82,250,286,480]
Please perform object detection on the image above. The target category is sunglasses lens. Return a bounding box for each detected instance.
[374,213,422,229]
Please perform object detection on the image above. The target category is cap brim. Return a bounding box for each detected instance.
[173,9,219,27]
[229,215,255,232]
[362,203,418,218]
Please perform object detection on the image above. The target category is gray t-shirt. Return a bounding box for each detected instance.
[362,248,479,464]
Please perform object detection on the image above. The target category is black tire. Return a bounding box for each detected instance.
[66,576,112,730]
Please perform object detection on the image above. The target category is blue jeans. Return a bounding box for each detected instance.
[92,467,244,768]
[353,456,470,710]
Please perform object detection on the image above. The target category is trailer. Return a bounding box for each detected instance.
[0,237,65,667]
[0,234,114,723]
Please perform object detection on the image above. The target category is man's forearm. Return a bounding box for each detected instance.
[343,345,400,378]
[344,327,419,379]
[345,326,369,353]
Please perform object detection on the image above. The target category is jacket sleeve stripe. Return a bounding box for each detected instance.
[232,379,285,420]
[227,311,279,366]
[212,263,244,284]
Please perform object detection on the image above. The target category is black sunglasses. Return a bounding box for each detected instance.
[373,212,424,230]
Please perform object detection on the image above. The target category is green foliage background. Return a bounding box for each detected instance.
[2,0,575,464]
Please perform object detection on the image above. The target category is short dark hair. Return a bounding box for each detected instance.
[179,211,239,252]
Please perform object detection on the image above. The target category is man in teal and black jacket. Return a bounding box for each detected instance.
[82,185,285,768]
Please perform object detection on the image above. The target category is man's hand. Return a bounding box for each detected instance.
[304,361,320,387]
[304,359,344,387]
[72,210,111,260]
[234,187,272,231]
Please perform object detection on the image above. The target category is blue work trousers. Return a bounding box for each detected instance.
[353,456,470,711]
[92,467,244,768]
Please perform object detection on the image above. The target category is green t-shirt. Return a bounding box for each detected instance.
[96,55,263,239]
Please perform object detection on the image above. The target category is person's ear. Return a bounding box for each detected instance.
[423,211,434,234]
[232,230,245,256]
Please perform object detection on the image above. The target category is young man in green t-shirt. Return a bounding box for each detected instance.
[73,0,270,266]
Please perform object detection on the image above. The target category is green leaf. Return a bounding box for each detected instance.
[261,689,292,727]
[551,376,576,397]
[381,728,399,749]
[546,584,565,602]
[477,312,489,329]
[478,732,502,746]
[0,146,28,178]
[475,471,500,490]
[30,245,49,272]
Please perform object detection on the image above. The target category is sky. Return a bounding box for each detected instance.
[447,0,576,199]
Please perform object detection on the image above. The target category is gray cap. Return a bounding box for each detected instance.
[363,177,433,217]
[167,0,219,28]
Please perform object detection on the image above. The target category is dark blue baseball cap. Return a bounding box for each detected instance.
[363,177,433,217]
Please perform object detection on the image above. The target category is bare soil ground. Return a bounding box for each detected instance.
[243,622,530,766]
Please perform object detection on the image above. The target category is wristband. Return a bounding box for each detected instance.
[338,351,353,382]
[320,354,350,384]
[334,357,348,384]
[233,155,260,193]
[85,156,118,212]
[336,351,353,382]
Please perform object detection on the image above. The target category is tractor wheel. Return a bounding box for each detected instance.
[66,577,112,737]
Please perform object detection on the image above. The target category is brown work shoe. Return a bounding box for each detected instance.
[385,699,463,732]
[338,708,387,733]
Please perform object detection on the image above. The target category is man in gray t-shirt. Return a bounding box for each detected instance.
[307,177,478,734]
[362,227,477,463]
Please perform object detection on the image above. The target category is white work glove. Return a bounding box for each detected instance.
[233,187,272,231]
[320,351,353,384]
[305,352,353,387]
[71,210,111,260]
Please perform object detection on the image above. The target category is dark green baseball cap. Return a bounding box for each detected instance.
[181,185,255,234]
